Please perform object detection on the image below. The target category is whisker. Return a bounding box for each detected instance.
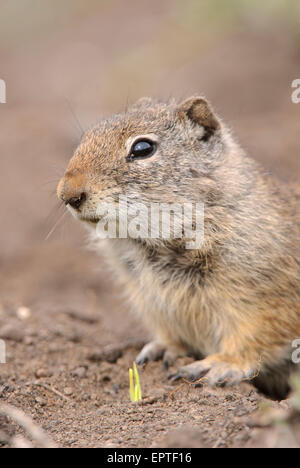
[44,200,65,223]
[124,90,131,114]
[38,179,61,190]
[44,162,67,177]
[45,209,68,241]
[64,98,85,137]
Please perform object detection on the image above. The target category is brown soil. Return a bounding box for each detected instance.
[0,1,299,448]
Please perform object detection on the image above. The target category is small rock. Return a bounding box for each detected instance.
[0,383,15,395]
[153,425,207,448]
[69,332,82,343]
[24,336,35,346]
[0,324,24,342]
[35,368,53,379]
[198,400,209,406]
[63,309,98,324]
[35,397,47,407]
[64,387,73,396]
[111,383,120,394]
[16,306,31,320]
[71,366,87,379]
[88,345,123,364]
[225,394,237,402]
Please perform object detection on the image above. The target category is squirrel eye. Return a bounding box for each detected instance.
[128,139,156,161]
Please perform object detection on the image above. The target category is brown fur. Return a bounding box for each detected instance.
[57,96,300,400]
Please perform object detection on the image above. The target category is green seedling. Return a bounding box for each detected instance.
[129,363,142,402]
[290,374,300,411]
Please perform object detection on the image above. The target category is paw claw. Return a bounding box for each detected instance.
[136,342,187,368]
[168,356,256,389]
[136,341,165,366]
[174,362,211,383]
[136,356,148,366]
[167,372,183,383]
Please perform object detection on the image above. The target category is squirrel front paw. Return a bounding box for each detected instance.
[169,355,258,387]
[136,341,187,371]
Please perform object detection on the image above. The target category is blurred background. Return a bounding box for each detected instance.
[0,0,299,343]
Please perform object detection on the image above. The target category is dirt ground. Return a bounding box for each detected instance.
[0,1,300,448]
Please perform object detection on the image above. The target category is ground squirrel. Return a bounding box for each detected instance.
[57,96,300,400]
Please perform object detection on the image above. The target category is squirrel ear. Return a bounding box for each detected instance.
[178,96,220,139]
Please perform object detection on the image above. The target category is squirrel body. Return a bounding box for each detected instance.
[58,97,300,399]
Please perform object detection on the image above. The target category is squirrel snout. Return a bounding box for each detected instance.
[57,171,87,211]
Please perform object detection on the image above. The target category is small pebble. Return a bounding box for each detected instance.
[71,367,87,379]
[111,383,120,394]
[88,345,123,364]
[17,306,31,320]
[35,397,47,407]
[24,336,35,346]
[64,387,73,396]
[35,368,53,379]
[0,324,24,342]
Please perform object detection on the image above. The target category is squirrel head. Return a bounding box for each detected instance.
[57,96,228,228]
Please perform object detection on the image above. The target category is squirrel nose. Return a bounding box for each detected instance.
[57,170,87,209]
[66,192,86,210]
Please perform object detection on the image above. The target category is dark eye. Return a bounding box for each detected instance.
[127,139,156,161]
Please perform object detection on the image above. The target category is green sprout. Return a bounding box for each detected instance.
[290,374,300,411]
[129,363,142,402]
